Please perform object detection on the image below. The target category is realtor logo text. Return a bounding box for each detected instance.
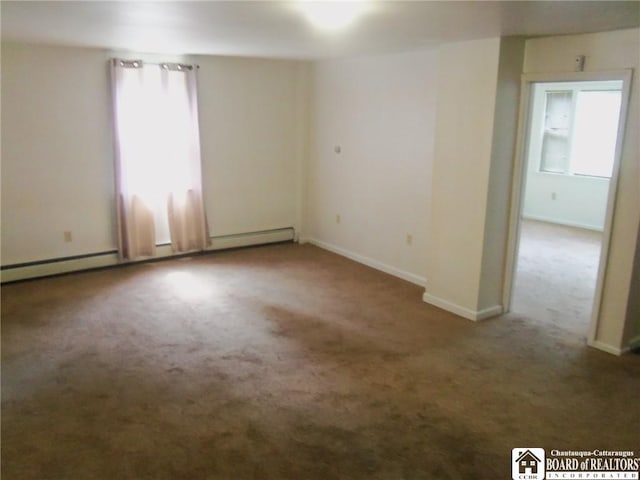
[512,448,639,480]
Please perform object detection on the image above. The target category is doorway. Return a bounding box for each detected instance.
[504,72,632,346]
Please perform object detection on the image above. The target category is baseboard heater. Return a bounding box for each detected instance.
[1,227,295,283]
[209,227,294,251]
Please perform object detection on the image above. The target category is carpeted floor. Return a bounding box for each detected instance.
[512,219,603,341]
[2,242,639,479]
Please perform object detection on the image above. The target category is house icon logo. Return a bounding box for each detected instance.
[512,448,545,480]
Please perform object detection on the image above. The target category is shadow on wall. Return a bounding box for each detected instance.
[625,222,640,349]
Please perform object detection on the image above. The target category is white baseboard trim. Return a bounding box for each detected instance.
[2,228,295,283]
[588,339,630,356]
[521,214,604,232]
[475,305,504,321]
[422,292,503,321]
[305,237,426,287]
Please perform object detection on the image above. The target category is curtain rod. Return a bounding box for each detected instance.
[112,59,199,70]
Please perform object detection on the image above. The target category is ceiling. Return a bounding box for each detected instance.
[2,1,639,60]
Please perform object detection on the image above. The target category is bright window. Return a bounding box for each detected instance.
[111,59,209,258]
[537,82,622,178]
[571,90,621,177]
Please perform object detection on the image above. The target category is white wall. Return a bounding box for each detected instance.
[478,37,526,312]
[424,36,525,319]
[305,49,438,285]
[523,172,609,231]
[196,56,307,237]
[524,28,640,351]
[1,44,117,264]
[1,43,307,267]
[424,37,502,316]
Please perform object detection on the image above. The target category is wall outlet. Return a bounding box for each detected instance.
[64,231,72,242]
[336,214,341,224]
[406,234,413,245]
[551,192,557,200]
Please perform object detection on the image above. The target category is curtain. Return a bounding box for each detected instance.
[111,59,209,259]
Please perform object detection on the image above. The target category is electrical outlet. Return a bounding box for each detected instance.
[336,214,341,224]
[406,234,413,245]
[551,192,557,200]
[64,231,72,242]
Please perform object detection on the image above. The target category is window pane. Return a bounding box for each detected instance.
[540,91,572,173]
[570,90,621,178]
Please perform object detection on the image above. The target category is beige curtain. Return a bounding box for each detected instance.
[128,194,156,257]
[168,189,209,252]
[111,59,209,259]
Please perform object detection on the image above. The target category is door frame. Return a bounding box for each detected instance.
[502,69,633,348]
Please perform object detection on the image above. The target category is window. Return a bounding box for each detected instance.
[536,81,622,178]
[540,90,573,174]
[571,90,621,177]
[111,59,209,259]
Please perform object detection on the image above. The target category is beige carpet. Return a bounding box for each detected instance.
[512,219,603,341]
[2,243,639,479]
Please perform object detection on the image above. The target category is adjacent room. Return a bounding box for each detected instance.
[511,79,624,340]
[2,2,639,479]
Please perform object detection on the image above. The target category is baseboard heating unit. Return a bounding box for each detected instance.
[1,227,295,283]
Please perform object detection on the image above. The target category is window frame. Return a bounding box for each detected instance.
[533,80,623,179]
